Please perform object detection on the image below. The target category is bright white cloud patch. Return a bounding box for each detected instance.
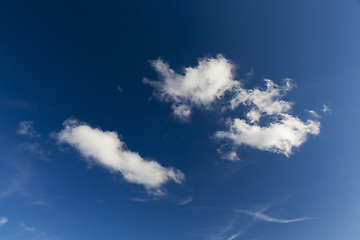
[216,114,320,157]
[0,217,8,226]
[56,119,184,193]
[143,54,239,121]
[216,79,320,157]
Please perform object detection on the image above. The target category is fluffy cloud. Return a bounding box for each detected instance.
[216,79,320,157]
[143,54,239,121]
[56,119,184,194]
[18,121,40,138]
[230,79,293,121]
[0,217,8,226]
[144,55,321,157]
[216,114,320,157]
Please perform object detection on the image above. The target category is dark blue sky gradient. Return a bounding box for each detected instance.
[1,0,360,239]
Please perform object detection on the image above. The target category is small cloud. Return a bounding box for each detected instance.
[117,86,123,93]
[0,217,8,226]
[20,223,36,231]
[23,201,51,206]
[217,149,241,161]
[144,55,239,121]
[178,197,193,205]
[93,199,106,204]
[322,104,331,113]
[18,142,49,160]
[55,118,185,194]
[307,110,320,118]
[17,121,41,138]
[129,197,152,202]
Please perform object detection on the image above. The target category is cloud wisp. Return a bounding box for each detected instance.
[178,196,193,205]
[20,223,36,231]
[56,119,185,194]
[17,121,41,138]
[235,209,312,223]
[0,217,8,226]
[143,54,239,121]
[18,142,49,160]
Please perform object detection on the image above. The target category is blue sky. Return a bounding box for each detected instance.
[0,0,360,239]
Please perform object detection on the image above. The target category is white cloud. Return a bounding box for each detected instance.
[236,209,312,223]
[178,196,193,205]
[217,79,320,157]
[217,148,241,161]
[322,104,331,113]
[18,121,40,138]
[56,119,184,194]
[143,54,239,121]
[230,78,293,118]
[144,55,321,157]
[20,223,36,231]
[0,217,8,226]
[216,114,320,157]
[307,110,320,118]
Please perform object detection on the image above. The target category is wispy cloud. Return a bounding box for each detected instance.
[56,118,185,194]
[322,104,331,113]
[307,110,320,118]
[236,209,312,223]
[20,223,36,231]
[0,166,31,199]
[23,200,51,206]
[144,55,239,122]
[217,148,241,161]
[178,197,193,205]
[129,197,152,202]
[18,142,49,160]
[0,217,8,226]
[17,121,41,138]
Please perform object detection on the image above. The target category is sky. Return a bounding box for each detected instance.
[0,0,360,239]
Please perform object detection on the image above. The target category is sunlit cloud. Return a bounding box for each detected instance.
[144,54,239,121]
[216,79,320,157]
[56,118,185,194]
[145,55,321,157]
